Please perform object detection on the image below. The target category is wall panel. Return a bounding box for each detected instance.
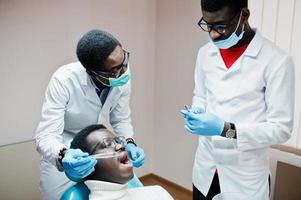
[261,0,279,41]
[291,0,301,147]
[249,0,300,148]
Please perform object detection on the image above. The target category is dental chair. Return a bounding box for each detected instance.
[60,174,143,200]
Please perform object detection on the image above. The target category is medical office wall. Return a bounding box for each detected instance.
[248,0,301,147]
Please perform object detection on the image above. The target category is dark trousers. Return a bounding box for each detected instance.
[193,172,220,200]
[192,173,271,200]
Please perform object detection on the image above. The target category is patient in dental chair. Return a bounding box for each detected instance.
[70,124,174,200]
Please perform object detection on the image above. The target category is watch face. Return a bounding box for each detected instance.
[226,129,236,138]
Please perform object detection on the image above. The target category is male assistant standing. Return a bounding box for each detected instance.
[181,0,295,199]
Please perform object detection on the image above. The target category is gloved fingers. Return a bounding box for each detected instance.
[184,116,203,128]
[185,123,197,130]
[140,159,145,166]
[75,158,97,174]
[181,107,205,117]
[187,119,205,129]
[78,164,96,177]
[185,111,202,121]
[126,145,138,160]
[183,116,193,125]
[67,165,93,180]
[128,149,137,160]
[135,148,145,159]
[65,171,81,180]
[185,117,199,126]
[133,158,145,167]
[80,165,96,178]
[181,109,189,117]
[131,148,145,162]
[70,149,89,158]
[69,156,94,167]
[190,107,205,114]
[133,154,144,163]
[185,124,196,133]
[132,154,145,167]
[181,109,193,120]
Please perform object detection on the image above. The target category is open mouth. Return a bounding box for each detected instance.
[119,152,130,165]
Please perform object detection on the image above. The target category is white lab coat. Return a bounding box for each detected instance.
[192,30,295,199]
[35,62,134,200]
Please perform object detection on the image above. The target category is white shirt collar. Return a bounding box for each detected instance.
[85,180,129,199]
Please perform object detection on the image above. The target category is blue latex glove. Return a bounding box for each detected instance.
[62,149,97,182]
[181,109,224,136]
[188,106,205,114]
[126,143,145,168]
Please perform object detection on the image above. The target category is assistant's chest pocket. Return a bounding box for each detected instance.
[212,137,239,165]
[234,69,265,102]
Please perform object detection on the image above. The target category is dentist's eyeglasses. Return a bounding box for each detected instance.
[89,50,130,79]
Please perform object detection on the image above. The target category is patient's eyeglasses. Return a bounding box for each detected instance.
[90,136,127,155]
[102,136,127,148]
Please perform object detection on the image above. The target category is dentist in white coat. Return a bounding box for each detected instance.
[35,29,145,200]
[181,0,295,199]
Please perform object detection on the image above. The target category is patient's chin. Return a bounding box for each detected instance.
[117,171,134,184]
[116,166,134,184]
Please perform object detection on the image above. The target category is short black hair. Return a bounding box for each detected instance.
[70,124,107,153]
[201,0,247,13]
[76,29,121,70]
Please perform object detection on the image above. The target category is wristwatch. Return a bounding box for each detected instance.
[126,138,137,146]
[56,147,67,172]
[225,123,236,139]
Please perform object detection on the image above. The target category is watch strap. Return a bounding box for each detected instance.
[57,147,67,171]
[126,138,137,146]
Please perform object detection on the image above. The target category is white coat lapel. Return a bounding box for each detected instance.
[84,81,102,107]
[78,65,102,107]
[97,87,121,124]
[208,43,227,71]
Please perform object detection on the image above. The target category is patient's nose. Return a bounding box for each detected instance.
[115,143,125,151]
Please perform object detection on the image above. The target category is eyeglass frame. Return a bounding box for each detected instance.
[198,11,241,35]
[90,136,127,155]
[88,50,130,79]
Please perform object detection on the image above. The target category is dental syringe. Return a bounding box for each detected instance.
[92,152,121,159]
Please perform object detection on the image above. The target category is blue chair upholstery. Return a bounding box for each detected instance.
[61,182,90,200]
[60,174,143,200]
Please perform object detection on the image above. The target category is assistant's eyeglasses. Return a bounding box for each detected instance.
[198,12,240,35]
